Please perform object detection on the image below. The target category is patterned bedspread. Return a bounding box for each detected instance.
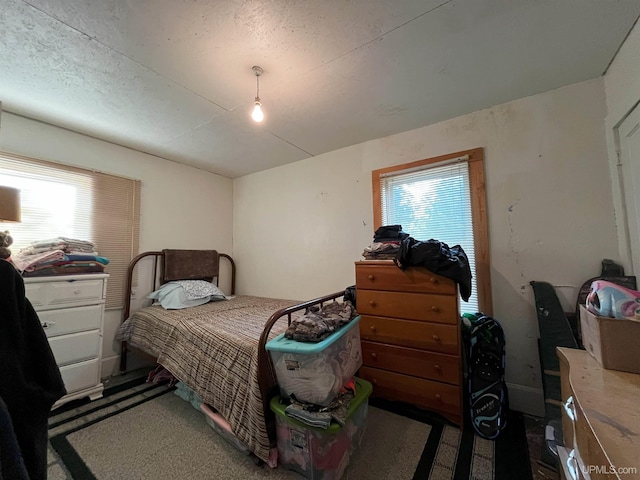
[116,295,301,464]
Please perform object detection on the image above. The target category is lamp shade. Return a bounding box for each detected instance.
[0,186,21,222]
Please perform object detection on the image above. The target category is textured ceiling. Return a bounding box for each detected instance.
[1,0,639,178]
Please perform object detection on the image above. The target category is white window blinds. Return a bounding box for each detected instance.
[0,152,141,309]
[380,159,478,313]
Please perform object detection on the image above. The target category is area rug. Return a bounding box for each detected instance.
[48,381,532,480]
[369,398,533,480]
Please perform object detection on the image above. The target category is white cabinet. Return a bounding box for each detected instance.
[24,274,108,408]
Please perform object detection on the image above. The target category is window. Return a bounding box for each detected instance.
[372,148,492,315]
[0,151,141,309]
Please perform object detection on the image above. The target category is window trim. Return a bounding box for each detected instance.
[372,147,492,315]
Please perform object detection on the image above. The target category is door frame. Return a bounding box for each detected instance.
[612,99,640,275]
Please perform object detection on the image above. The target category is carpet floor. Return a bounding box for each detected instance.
[47,381,532,480]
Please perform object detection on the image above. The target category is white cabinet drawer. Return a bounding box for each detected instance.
[59,358,101,394]
[49,330,101,366]
[25,276,106,310]
[25,274,107,408]
[39,304,103,338]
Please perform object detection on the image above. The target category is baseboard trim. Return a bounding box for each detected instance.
[101,354,155,379]
[506,382,545,417]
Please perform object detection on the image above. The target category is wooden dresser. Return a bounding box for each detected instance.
[557,347,640,480]
[355,260,463,426]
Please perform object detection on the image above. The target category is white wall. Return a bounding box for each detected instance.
[234,78,619,416]
[0,112,234,377]
[5,17,638,412]
[604,19,640,273]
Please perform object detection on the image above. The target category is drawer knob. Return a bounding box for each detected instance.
[431,306,440,312]
[435,394,442,401]
[368,275,375,281]
[430,277,438,284]
[74,289,81,295]
[369,300,376,307]
[434,364,441,372]
[372,378,378,385]
[369,325,376,333]
[41,321,56,329]
[370,353,377,360]
[432,334,440,342]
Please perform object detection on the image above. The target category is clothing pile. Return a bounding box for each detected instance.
[284,378,355,429]
[394,236,472,301]
[284,300,357,342]
[361,224,409,260]
[279,300,360,428]
[11,237,109,277]
[361,225,473,302]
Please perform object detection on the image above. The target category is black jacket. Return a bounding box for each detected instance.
[394,237,473,302]
[0,259,66,479]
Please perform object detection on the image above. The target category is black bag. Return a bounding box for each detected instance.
[344,285,356,309]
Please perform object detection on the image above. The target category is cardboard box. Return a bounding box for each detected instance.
[579,305,640,374]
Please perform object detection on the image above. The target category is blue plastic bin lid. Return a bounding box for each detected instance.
[265,316,360,354]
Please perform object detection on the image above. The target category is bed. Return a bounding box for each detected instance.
[116,249,345,466]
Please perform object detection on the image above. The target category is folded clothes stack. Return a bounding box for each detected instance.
[361,224,409,260]
[11,236,109,276]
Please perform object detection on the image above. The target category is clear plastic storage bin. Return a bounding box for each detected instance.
[266,316,362,406]
[200,403,252,455]
[270,377,372,480]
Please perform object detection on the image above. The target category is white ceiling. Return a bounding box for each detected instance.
[1,1,639,178]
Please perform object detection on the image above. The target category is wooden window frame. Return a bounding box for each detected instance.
[372,147,492,315]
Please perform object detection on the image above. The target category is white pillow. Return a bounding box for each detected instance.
[147,280,227,310]
[171,280,226,300]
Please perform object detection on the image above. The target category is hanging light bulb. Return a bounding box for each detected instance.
[252,100,264,122]
[251,66,264,123]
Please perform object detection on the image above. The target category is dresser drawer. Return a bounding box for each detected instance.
[557,348,639,480]
[361,341,460,385]
[25,277,106,310]
[59,358,101,394]
[359,315,459,354]
[48,330,101,366]
[357,290,458,324]
[561,357,610,480]
[356,263,456,294]
[359,366,461,416]
[38,304,103,338]
[572,396,611,480]
[557,446,589,480]
[561,393,597,478]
